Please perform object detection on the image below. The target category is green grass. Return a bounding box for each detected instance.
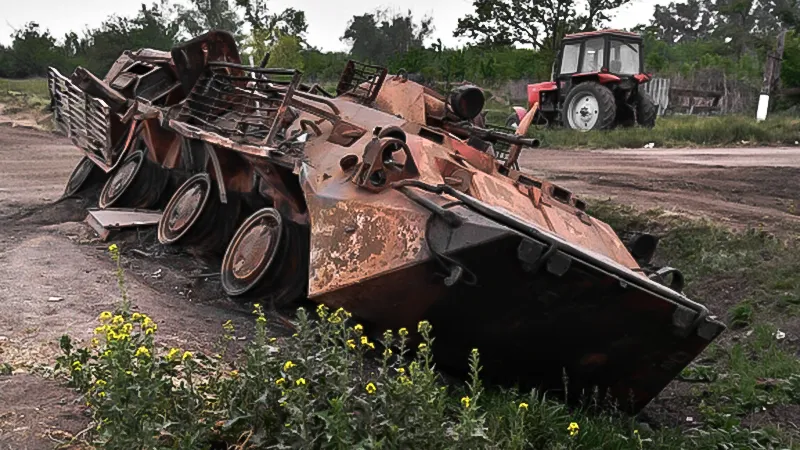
[520,115,800,149]
[0,77,49,97]
[590,200,800,433]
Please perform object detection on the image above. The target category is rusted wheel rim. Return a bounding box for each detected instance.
[221,208,284,297]
[63,157,96,197]
[158,173,212,244]
[98,151,144,209]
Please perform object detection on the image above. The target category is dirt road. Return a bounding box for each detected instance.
[0,125,798,447]
[519,147,800,231]
[0,126,257,449]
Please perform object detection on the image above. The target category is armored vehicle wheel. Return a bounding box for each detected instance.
[158,173,240,253]
[563,82,616,131]
[159,173,213,244]
[221,208,308,305]
[63,156,107,198]
[98,149,168,209]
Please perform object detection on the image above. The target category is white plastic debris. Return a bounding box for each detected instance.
[47,296,64,302]
[686,416,694,422]
[643,142,655,149]
[775,330,786,340]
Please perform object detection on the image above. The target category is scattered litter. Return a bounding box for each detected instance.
[47,296,64,302]
[740,140,750,145]
[746,329,754,337]
[151,269,163,279]
[775,330,786,340]
[643,142,655,149]
[686,416,694,422]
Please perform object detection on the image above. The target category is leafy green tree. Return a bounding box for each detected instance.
[454,0,632,50]
[176,0,243,37]
[5,22,64,77]
[342,9,433,65]
[235,0,307,46]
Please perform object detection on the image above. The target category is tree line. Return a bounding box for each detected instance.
[1,0,799,90]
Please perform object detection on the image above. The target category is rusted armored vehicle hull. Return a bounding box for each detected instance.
[47,31,724,414]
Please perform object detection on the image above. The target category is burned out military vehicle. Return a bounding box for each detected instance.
[47,30,724,413]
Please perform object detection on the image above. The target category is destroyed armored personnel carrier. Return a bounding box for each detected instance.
[47,30,725,413]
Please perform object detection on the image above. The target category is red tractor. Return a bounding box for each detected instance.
[507,29,657,131]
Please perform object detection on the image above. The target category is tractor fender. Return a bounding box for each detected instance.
[513,106,528,121]
[527,81,557,109]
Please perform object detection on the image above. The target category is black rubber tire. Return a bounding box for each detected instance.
[562,82,616,131]
[505,113,520,128]
[635,90,657,128]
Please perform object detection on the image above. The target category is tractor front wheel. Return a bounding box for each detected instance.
[562,82,616,131]
[505,113,520,129]
[635,90,657,128]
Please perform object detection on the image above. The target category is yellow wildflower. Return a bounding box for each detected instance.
[360,336,369,345]
[103,350,111,358]
[111,315,124,326]
[354,324,364,334]
[94,325,107,335]
[182,351,193,361]
[98,311,112,322]
[223,320,234,332]
[396,367,405,374]
[90,338,99,347]
[97,391,106,398]
[108,244,118,252]
[418,320,431,333]
[283,361,296,371]
[568,422,580,437]
[252,303,261,314]
[230,370,239,377]
[398,327,408,337]
[167,348,180,360]
[72,361,82,371]
[256,316,267,324]
[135,346,151,358]
[365,382,377,394]
[367,342,375,350]
[296,378,306,386]
[145,328,155,335]
[95,379,107,386]
[519,402,529,411]
[143,317,155,329]
[269,337,277,343]
[122,323,133,334]
[398,375,412,386]
[418,343,427,350]
[316,303,328,318]
[131,312,142,321]
[276,377,286,386]
[346,339,356,349]
[461,396,471,409]
[383,348,392,357]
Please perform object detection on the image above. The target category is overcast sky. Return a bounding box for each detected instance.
[0,0,674,51]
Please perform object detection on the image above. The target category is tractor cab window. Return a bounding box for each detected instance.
[559,43,581,74]
[580,38,605,72]
[610,40,640,75]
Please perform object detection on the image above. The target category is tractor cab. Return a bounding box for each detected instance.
[509,29,656,131]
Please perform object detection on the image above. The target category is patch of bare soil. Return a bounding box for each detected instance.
[520,148,800,233]
[0,374,90,450]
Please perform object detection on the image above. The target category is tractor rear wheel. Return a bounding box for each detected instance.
[562,82,616,131]
[635,90,657,128]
